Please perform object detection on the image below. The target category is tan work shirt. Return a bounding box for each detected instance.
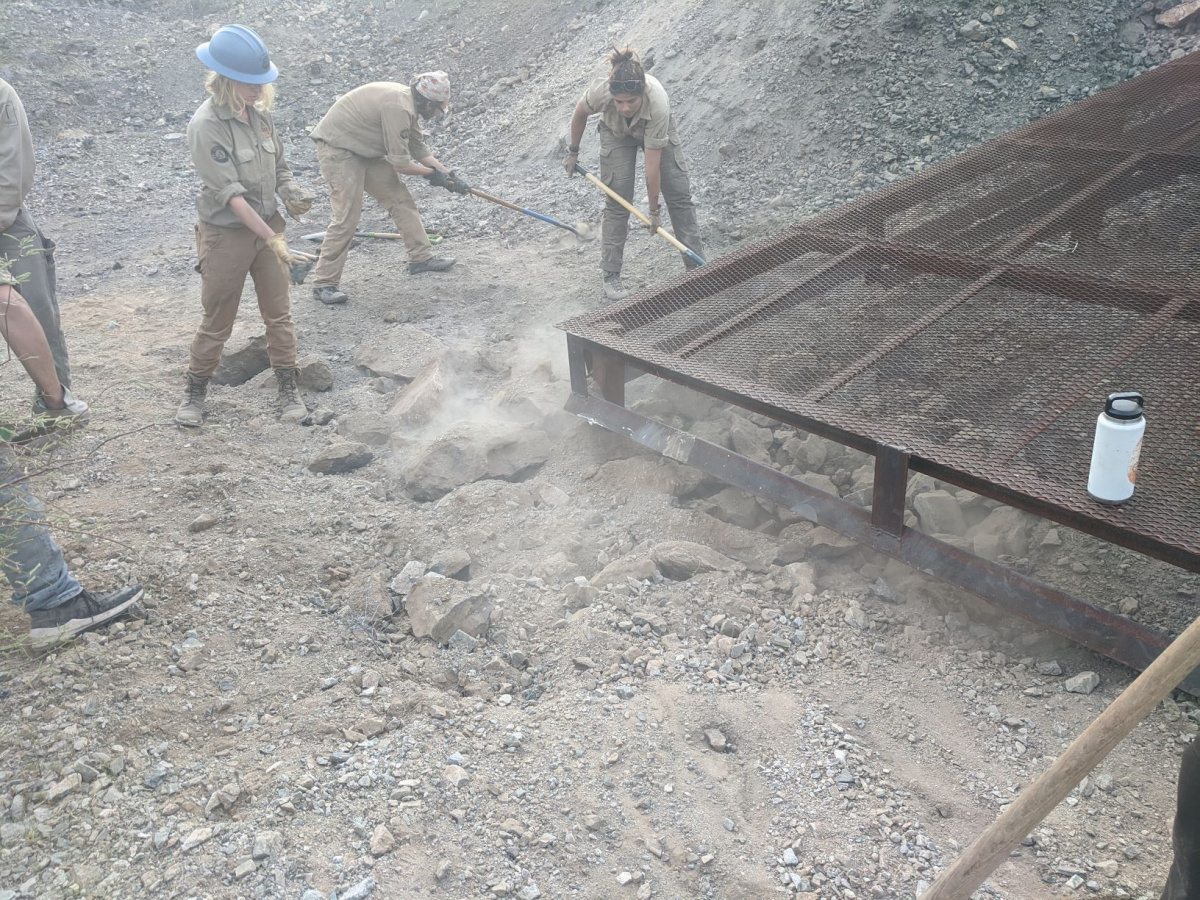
[0,78,36,232]
[309,82,432,169]
[581,73,676,149]
[187,98,299,228]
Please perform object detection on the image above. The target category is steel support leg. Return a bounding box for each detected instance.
[872,444,910,539]
[592,351,625,406]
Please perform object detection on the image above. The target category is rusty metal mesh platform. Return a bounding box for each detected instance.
[561,56,1200,571]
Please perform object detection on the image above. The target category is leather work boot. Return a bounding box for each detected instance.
[274,367,310,424]
[408,256,456,274]
[175,372,210,427]
[313,284,349,305]
[602,271,628,301]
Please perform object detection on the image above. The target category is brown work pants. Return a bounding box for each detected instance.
[310,141,432,288]
[188,215,297,378]
[598,124,703,275]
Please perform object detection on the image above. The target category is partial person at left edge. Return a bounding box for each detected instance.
[0,77,91,440]
[0,80,143,647]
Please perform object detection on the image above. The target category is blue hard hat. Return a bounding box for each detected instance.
[196,25,278,85]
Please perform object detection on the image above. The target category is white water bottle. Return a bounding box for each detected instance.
[1087,392,1145,505]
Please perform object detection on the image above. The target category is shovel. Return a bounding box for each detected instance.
[468,188,590,238]
[573,162,705,266]
[302,230,444,245]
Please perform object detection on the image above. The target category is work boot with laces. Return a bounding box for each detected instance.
[275,367,310,424]
[408,256,456,274]
[602,271,628,301]
[175,373,210,427]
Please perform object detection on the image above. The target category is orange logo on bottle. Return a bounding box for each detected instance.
[1128,439,1142,484]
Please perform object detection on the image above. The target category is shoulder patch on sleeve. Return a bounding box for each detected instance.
[210,144,231,164]
[400,128,411,140]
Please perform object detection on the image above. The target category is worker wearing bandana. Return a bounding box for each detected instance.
[308,72,467,305]
[563,47,704,300]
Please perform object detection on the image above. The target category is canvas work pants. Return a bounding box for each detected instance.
[188,214,297,377]
[597,125,703,275]
[1163,739,1200,899]
[310,141,432,288]
[0,208,71,388]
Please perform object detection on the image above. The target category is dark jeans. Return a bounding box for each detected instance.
[1163,739,1200,899]
[0,207,70,388]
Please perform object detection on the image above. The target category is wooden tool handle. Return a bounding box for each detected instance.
[925,613,1200,899]
[580,169,699,259]
[469,188,523,213]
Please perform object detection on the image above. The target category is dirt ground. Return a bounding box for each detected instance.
[1,1,1198,899]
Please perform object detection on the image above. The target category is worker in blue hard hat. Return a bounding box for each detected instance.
[177,24,316,428]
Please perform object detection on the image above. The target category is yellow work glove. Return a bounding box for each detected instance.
[646,208,663,236]
[265,233,293,269]
[281,185,316,218]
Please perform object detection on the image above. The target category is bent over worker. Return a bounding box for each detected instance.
[307,73,467,305]
[177,25,315,427]
[563,48,704,301]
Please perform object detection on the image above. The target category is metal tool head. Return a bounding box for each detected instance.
[289,259,315,285]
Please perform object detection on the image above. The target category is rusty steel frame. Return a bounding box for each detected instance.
[563,343,1200,695]
[560,59,1200,689]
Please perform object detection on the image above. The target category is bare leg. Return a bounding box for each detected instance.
[0,285,65,408]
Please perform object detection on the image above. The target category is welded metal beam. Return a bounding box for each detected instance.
[564,390,1200,694]
[565,335,1200,574]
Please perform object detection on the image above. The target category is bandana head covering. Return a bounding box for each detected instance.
[413,71,451,104]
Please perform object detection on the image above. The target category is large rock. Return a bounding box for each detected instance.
[213,334,269,386]
[341,571,394,621]
[593,456,704,498]
[650,541,737,580]
[355,327,448,381]
[967,507,1030,560]
[397,421,551,501]
[704,486,772,531]
[591,555,659,587]
[308,442,374,475]
[405,576,493,644]
[337,412,398,447]
[297,355,335,391]
[803,526,860,559]
[388,356,450,428]
[912,489,968,536]
[728,416,774,465]
[798,471,841,497]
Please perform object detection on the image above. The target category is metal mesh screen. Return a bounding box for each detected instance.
[562,56,1200,568]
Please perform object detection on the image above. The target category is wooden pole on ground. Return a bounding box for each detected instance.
[924,614,1200,900]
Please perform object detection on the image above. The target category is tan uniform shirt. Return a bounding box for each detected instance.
[0,78,36,232]
[309,82,432,169]
[581,73,676,150]
[187,98,299,228]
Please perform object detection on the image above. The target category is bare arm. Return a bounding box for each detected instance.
[0,285,65,405]
[644,147,663,212]
[568,101,590,150]
[394,155,448,178]
[228,196,277,241]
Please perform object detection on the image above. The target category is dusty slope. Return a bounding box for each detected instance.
[0,2,1197,900]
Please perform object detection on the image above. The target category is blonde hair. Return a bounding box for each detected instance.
[205,71,275,114]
